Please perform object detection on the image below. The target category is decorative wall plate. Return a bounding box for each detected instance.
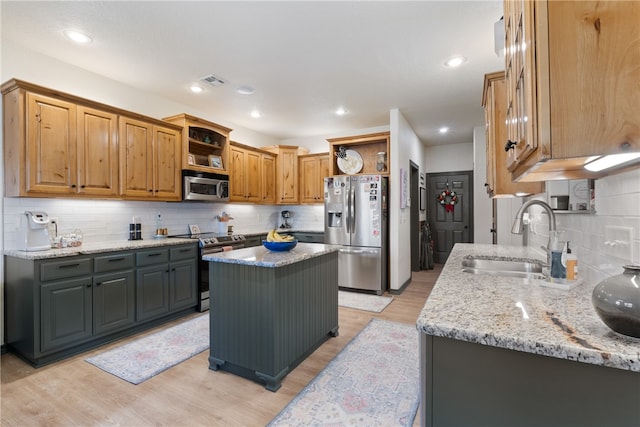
[337,149,363,174]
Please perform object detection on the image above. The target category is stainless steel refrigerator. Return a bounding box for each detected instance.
[324,174,388,294]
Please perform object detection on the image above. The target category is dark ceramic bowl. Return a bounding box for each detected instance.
[262,240,298,252]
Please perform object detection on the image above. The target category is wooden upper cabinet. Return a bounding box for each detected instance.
[503,0,640,182]
[26,93,77,195]
[264,145,307,205]
[77,106,119,197]
[482,71,543,197]
[229,141,273,203]
[261,153,276,204]
[2,79,182,200]
[299,153,329,204]
[119,117,181,201]
[163,113,231,174]
[327,132,390,177]
[2,84,119,197]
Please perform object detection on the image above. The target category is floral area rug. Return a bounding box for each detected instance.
[338,290,394,313]
[85,314,208,385]
[268,318,419,427]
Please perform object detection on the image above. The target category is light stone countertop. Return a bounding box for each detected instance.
[203,242,338,268]
[4,238,196,260]
[417,243,640,372]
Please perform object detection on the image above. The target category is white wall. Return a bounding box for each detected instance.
[472,126,493,244]
[390,109,425,291]
[424,142,474,173]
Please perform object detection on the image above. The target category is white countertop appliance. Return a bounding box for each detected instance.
[23,211,50,251]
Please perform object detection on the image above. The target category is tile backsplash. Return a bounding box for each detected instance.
[524,168,640,285]
[3,198,325,250]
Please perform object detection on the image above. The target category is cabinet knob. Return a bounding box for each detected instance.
[504,140,517,152]
[71,184,77,188]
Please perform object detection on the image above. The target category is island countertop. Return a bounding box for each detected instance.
[202,242,339,268]
[416,243,640,372]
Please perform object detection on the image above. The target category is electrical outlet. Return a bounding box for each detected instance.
[604,226,633,262]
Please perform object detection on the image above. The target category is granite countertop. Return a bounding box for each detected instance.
[203,242,338,268]
[4,238,196,260]
[417,243,640,372]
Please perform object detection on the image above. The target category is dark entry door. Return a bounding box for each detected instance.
[427,171,473,263]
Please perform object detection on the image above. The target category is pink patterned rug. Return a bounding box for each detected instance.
[268,318,419,426]
[85,314,208,384]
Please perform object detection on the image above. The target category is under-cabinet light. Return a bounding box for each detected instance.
[584,153,640,172]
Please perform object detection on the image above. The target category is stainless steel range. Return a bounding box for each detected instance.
[171,232,246,311]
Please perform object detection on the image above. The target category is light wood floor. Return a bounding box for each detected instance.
[1,265,442,427]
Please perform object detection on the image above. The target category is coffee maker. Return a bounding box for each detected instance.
[280,210,292,229]
[23,211,51,251]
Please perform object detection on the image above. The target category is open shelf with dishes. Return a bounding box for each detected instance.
[327,132,390,176]
[163,113,231,173]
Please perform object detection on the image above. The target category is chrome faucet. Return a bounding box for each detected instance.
[511,199,557,266]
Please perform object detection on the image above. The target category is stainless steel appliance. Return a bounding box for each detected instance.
[22,211,51,251]
[324,174,388,294]
[182,170,229,202]
[170,232,245,311]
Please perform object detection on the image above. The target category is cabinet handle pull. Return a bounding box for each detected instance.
[86,283,92,288]
[59,263,81,269]
[71,184,77,188]
[148,253,162,257]
[108,257,125,262]
[504,140,517,152]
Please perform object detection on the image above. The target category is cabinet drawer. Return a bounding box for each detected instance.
[94,253,135,273]
[293,233,324,243]
[170,244,198,261]
[136,249,169,266]
[40,258,92,282]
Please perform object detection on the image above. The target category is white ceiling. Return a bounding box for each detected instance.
[1,1,504,146]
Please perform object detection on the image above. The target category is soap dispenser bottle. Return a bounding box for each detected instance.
[566,242,578,280]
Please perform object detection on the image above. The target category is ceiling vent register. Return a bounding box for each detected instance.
[200,74,226,87]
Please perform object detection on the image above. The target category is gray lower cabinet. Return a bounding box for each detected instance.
[4,242,198,367]
[292,232,324,243]
[41,275,93,353]
[136,245,198,321]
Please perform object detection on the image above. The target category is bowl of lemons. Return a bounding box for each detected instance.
[262,230,298,251]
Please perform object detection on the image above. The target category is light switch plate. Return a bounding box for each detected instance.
[604,226,633,262]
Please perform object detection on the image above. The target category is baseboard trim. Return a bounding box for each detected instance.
[389,276,412,295]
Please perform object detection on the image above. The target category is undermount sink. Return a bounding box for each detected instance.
[461,256,547,280]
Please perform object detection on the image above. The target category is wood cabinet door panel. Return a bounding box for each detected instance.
[153,125,181,200]
[261,154,276,203]
[26,93,76,194]
[229,146,246,201]
[77,106,118,196]
[299,156,319,203]
[120,117,152,197]
[278,149,298,203]
[245,149,261,202]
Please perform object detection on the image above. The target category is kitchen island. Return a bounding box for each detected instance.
[417,244,640,427]
[203,243,339,391]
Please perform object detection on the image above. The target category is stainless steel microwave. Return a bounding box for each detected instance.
[182,170,229,202]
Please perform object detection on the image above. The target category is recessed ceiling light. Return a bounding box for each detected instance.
[439,127,449,134]
[251,110,261,118]
[236,86,255,95]
[189,84,204,93]
[335,107,348,116]
[444,56,467,68]
[63,29,92,44]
